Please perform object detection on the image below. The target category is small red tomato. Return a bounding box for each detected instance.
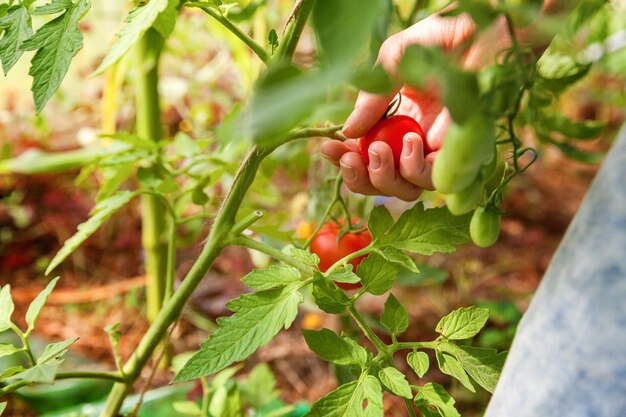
[358,115,429,166]
[310,220,372,290]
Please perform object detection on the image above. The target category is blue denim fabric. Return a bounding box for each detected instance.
[484,128,626,417]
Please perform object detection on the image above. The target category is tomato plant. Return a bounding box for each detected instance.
[0,0,620,416]
[358,115,429,166]
[310,220,372,290]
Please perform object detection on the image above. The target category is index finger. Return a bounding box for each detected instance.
[342,88,400,139]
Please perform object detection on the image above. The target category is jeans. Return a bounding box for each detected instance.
[484,127,626,417]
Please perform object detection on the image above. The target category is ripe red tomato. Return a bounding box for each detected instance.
[358,115,429,166]
[310,221,372,290]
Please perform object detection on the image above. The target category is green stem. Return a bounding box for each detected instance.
[56,371,127,382]
[325,246,372,274]
[391,341,439,352]
[186,2,270,63]
[275,0,317,60]
[346,304,390,360]
[136,29,168,324]
[285,124,344,143]
[234,235,312,276]
[302,172,343,248]
[11,324,36,366]
[200,378,210,417]
[230,210,264,237]
[99,148,269,417]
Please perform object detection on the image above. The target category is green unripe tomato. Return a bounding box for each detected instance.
[470,206,501,248]
[446,177,484,215]
[432,114,496,194]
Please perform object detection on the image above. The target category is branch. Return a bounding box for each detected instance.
[275,0,317,59]
[186,2,271,63]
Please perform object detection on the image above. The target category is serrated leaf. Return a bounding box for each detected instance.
[20,0,90,112]
[407,351,429,378]
[242,265,301,290]
[436,306,489,340]
[378,203,471,256]
[367,205,393,240]
[0,4,33,75]
[327,266,360,284]
[303,328,368,366]
[380,294,408,335]
[439,343,506,393]
[414,383,460,417]
[356,253,398,296]
[97,163,135,201]
[378,367,412,398]
[378,247,419,273]
[173,285,302,382]
[0,285,14,332]
[0,344,20,359]
[46,191,137,275]
[93,0,169,75]
[305,376,383,417]
[289,247,319,267]
[435,350,475,393]
[240,364,279,410]
[312,272,351,314]
[11,359,63,384]
[37,337,77,364]
[25,277,59,334]
[539,113,606,139]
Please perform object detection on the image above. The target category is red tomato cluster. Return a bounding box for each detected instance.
[309,221,372,290]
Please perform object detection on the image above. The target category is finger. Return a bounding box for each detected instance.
[339,152,380,196]
[400,133,431,188]
[425,109,451,151]
[320,139,359,166]
[367,142,423,201]
[342,89,399,139]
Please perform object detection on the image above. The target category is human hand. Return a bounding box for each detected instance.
[321,12,477,201]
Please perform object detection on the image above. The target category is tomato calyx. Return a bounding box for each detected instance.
[383,92,402,119]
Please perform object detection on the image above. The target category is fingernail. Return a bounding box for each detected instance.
[403,137,413,157]
[321,152,333,162]
[368,150,381,169]
[340,161,356,180]
[342,112,358,135]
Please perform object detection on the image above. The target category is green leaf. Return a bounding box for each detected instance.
[153,0,179,39]
[378,247,419,273]
[303,328,368,366]
[25,277,60,334]
[327,266,360,284]
[357,253,398,296]
[442,69,480,124]
[173,285,302,382]
[46,191,137,275]
[0,4,33,75]
[414,383,460,417]
[0,285,14,332]
[20,0,91,112]
[539,113,606,139]
[407,351,429,378]
[242,265,301,290]
[312,272,351,314]
[268,28,278,54]
[37,337,77,364]
[0,402,5,416]
[377,203,471,256]
[209,381,243,417]
[546,138,605,163]
[380,294,408,335]
[172,401,202,416]
[11,359,63,383]
[436,306,490,340]
[0,344,20,359]
[435,350,475,393]
[304,376,383,417]
[367,205,394,240]
[536,52,590,93]
[289,247,319,268]
[378,367,412,399]
[439,343,506,393]
[0,366,25,381]
[216,104,245,145]
[312,0,383,67]
[240,364,279,410]
[93,0,169,75]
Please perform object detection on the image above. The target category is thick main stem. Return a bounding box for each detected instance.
[136,29,168,323]
[99,148,268,417]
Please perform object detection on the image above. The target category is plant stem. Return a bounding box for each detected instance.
[391,341,439,352]
[231,210,264,236]
[136,29,168,324]
[56,371,127,382]
[234,235,312,276]
[99,148,269,417]
[186,2,270,63]
[325,246,372,274]
[276,0,317,59]
[285,124,345,143]
[346,305,390,361]
[302,172,343,248]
